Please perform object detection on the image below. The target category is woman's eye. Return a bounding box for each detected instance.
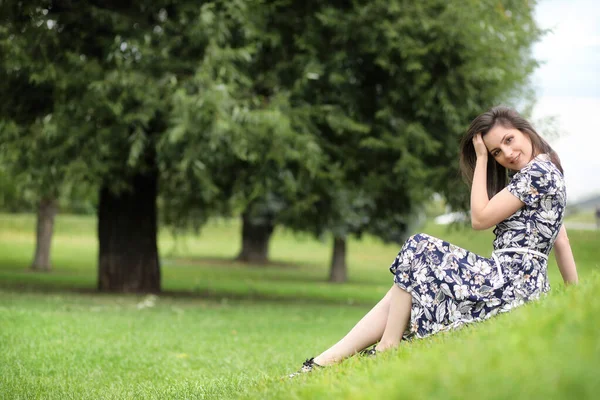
[506,137,513,143]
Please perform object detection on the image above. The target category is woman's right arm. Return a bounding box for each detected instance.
[553,225,578,285]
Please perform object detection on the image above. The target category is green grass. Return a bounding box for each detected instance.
[0,213,599,399]
[0,290,365,399]
[565,210,599,225]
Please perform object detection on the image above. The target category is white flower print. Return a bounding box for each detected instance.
[499,254,512,263]
[514,174,531,197]
[430,322,442,333]
[501,231,514,246]
[484,297,501,308]
[502,286,514,300]
[422,320,432,331]
[447,302,461,322]
[536,274,545,289]
[411,306,423,320]
[410,321,419,333]
[451,247,467,259]
[554,175,564,190]
[539,209,559,223]
[430,237,444,250]
[421,294,434,309]
[471,259,492,275]
[461,269,472,281]
[449,261,459,271]
[525,234,540,247]
[412,258,426,272]
[415,268,428,284]
[474,275,485,285]
[433,264,446,280]
[482,263,492,275]
[401,249,414,265]
[491,274,504,289]
[454,284,469,300]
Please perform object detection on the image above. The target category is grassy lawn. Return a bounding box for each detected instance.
[0,213,599,399]
[565,210,599,225]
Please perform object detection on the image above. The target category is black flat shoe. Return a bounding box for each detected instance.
[360,345,377,357]
[288,357,323,378]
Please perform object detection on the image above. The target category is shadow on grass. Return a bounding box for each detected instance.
[0,250,386,306]
[0,275,377,307]
[162,256,370,285]
[162,255,322,271]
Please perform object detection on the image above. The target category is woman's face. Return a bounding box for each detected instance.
[482,124,534,171]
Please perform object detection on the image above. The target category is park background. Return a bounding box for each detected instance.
[1,1,599,399]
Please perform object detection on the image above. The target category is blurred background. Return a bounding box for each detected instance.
[1,2,599,398]
[532,0,600,204]
[0,0,598,292]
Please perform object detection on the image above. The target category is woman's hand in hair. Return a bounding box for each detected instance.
[472,133,489,159]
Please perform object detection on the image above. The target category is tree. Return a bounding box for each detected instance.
[263,0,543,281]
[0,1,234,290]
[0,24,67,271]
[158,3,324,266]
[1,1,167,284]
[1,0,323,288]
[160,89,323,265]
[1,0,543,289]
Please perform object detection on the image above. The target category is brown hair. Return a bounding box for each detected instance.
[459,106,563,199]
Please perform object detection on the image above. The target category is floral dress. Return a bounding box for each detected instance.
[389,154,566,339]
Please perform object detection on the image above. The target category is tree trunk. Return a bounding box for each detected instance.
[97,168,160,293]
[329,236,347,283]
[235,211,274,265]
[30,198,58,272]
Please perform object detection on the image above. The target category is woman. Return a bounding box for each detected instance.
[290,106,578,377]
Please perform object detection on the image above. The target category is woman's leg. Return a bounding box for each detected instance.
[313,285,394,366]
[376,284,412,351]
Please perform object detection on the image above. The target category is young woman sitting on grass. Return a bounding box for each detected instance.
[290,106,578,377]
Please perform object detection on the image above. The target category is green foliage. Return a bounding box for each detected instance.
[0,166,36,211]
[261,0,543,242]
[0,0,543,245]
[157,1,326,231]
[0,1,326,232]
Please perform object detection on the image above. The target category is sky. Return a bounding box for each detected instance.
[531,0,600,202]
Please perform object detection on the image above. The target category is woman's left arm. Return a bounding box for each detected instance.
[553,225,578,285]
[470,134,524,230]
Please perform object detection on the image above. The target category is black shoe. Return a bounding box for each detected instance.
[360,345,377,357]
[288,357,322,378]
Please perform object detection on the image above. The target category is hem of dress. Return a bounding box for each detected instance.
[394,280,550,341]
